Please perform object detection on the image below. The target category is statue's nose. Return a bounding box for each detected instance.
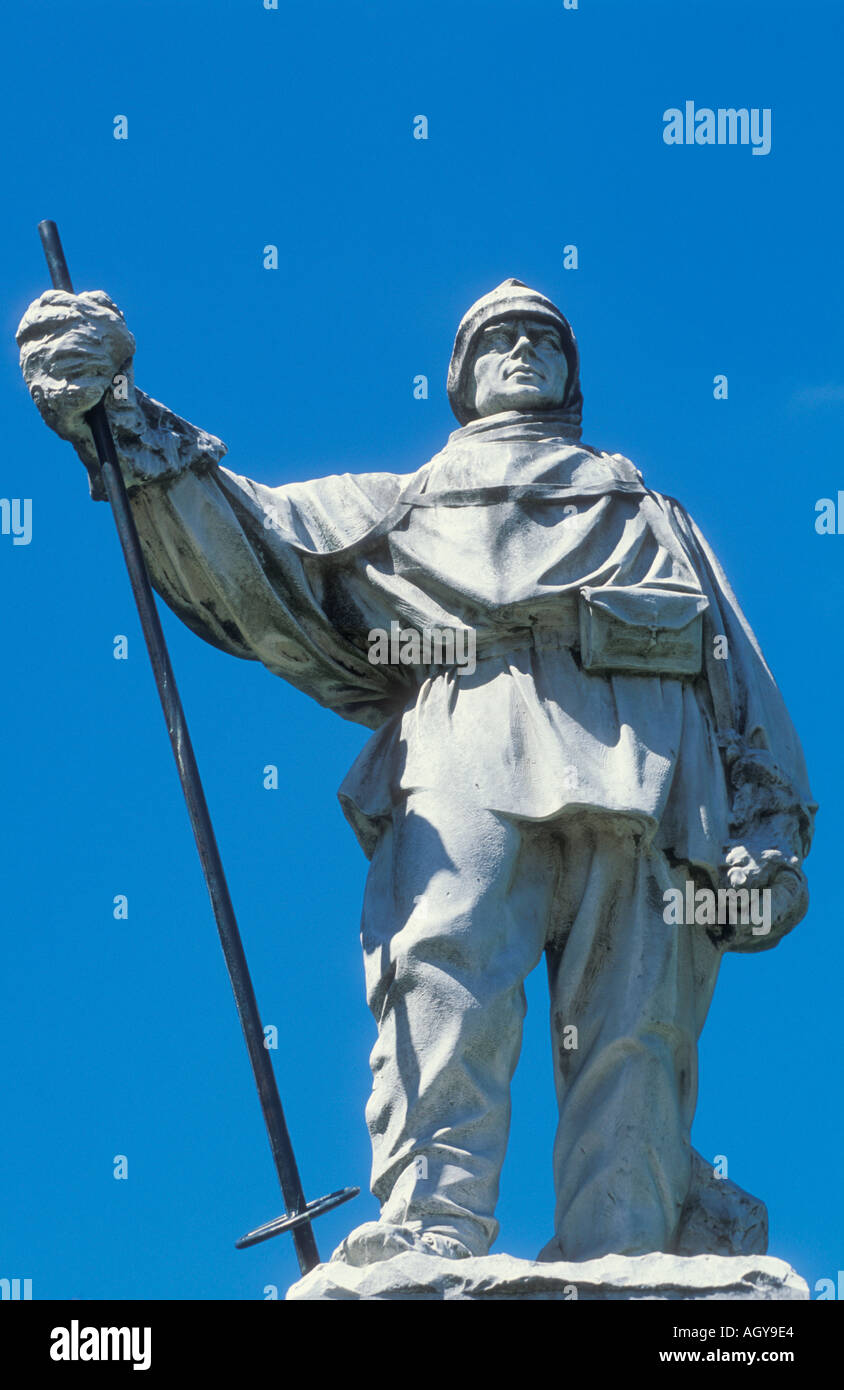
[511,334,536,357]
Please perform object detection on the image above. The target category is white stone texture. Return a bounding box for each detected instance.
[287,1251,809,1302]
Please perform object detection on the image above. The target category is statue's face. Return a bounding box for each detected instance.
[471,316,568,417]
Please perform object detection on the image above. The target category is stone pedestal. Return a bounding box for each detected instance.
[286,1251,809,1302]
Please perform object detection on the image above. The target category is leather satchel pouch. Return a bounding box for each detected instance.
[578,586,709,676]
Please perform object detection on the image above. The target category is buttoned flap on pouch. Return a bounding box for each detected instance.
[578,586,709,676]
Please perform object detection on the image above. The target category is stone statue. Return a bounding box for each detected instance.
[17,278,816,1276]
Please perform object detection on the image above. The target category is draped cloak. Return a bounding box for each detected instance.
[125,405,815,890]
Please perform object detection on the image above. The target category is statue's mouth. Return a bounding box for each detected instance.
[506,365,543,380]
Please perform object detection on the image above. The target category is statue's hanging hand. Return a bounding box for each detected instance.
[720,842,808,953]
[714,740,813,953]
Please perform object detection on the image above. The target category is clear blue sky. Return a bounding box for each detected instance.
[1,0,841,1299]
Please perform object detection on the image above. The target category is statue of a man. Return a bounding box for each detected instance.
[17,278,815,1269]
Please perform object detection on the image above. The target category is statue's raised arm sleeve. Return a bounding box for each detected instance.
[104,390,404,729]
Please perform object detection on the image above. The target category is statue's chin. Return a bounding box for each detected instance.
[477,391,561,418]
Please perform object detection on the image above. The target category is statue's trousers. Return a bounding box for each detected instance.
[360,789,724,1260]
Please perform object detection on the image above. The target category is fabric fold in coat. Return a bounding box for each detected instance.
[125,405,815,884]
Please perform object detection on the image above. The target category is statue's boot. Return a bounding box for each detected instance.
[329,1219,475,1266]
[537,1152,768,1260]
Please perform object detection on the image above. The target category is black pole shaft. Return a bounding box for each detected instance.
[37,220,320,1276]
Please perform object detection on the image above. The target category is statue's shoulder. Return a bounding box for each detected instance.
[581,445,648,489]
[279,463,426,515]
[248,463,430,557]
[585,450,695,521]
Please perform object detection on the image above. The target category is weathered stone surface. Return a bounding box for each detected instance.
[287,1251,809,1302]
[537,1150,769,1262]
[675,1151,769,1256]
